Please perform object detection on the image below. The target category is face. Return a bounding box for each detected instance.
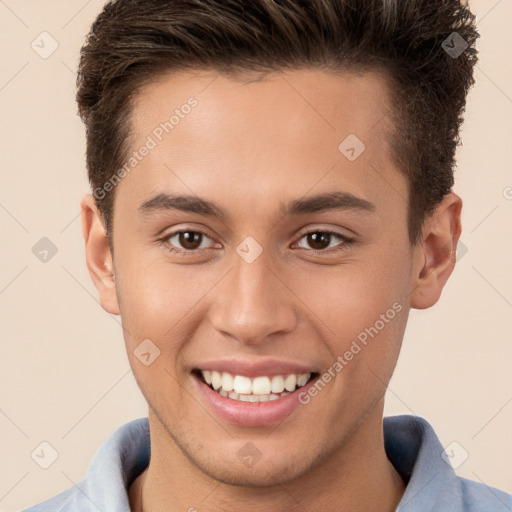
[84,68,447,487]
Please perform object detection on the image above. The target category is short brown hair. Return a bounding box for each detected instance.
[76,0,479,245]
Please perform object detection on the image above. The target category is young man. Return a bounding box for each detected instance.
[24,0,511,511]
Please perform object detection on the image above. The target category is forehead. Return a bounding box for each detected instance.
[130,67,392,152]
[118,68,405,222]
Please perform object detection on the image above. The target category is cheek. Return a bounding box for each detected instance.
[113,259,213,406]
[291,258,408,342]
[287,244,410,392]
[114,255,225,350]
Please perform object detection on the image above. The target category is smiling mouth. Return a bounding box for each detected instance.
[193,369,320,402]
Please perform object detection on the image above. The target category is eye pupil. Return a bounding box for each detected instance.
[308,232,331,250]
[179,231,202,249]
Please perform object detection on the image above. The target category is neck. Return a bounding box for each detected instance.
[129,404,405,512]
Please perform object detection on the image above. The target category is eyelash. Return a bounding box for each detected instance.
[295,229,356,253]
[159,228,356,255]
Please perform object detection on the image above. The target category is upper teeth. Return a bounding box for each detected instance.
[201,370,310,395]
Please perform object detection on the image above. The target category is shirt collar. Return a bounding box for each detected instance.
[384,415,463,511]
[75,414,484,511]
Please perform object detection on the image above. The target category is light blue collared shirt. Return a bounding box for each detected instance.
[22,415,512,511]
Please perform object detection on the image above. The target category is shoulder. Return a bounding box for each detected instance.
[386,415,512,512]
[20,418,150,512]
[20,482,84,512]
[457,477,512,512]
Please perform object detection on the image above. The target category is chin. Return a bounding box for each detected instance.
[197,456,309,488]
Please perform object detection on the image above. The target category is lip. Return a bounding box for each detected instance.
[194,358,319,378]
[192,370,320,427]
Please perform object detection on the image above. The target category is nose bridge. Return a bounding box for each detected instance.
[208,247,297,344]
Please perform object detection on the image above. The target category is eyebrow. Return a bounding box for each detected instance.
[137,191,376,220]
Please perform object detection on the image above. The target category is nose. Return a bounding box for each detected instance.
[208,249,298,346]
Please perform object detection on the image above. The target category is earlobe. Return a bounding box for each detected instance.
[80,194,120,315]
[409,192,462,310]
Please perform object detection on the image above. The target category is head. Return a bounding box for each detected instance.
[79,0,478,488]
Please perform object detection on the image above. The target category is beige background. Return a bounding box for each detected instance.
[1,0,511,510]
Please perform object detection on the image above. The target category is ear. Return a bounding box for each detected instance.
[80,194,120,315]
[409,192,462,310]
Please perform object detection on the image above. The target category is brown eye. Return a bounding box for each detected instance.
[296,230,354,252]
[306,232,332,250]
[178,231,202,250]
[165,230,214,252]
